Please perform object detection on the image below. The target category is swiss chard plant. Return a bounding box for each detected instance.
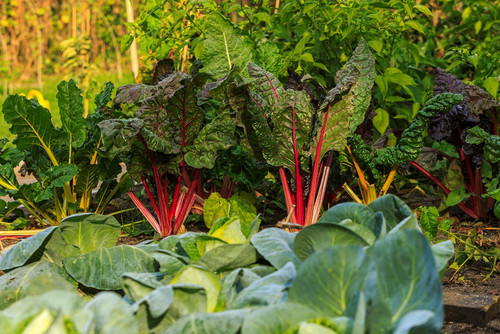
[0,195,453,333]
[209,39,376,226]
[0,81,127,230]
[99,69,236,237]
[345,92,463,205]
[412,68,499,219]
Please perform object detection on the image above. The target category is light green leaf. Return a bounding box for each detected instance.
[289,245,372,317]
[63,245,157,290]
[405,20,425,34]
[483,77,498,98]
[366,230,443,333]
[387,73,416,86]
[294,224,368,261]
[197,244,258,272]
[413,5,434,16]
[431,240,454,278]
[171,266,221,312]
[368,40,383,54]
[201,14,253,79]
[57,213,121,254]
[84,292,138,334]
[251,228,301,269]
[164,309,249,334]
[203,193,230,229]
[240,303,317,334]
[209,217,248,244]
[373,108,389,135]
[0,261,73,310]
[0,227,57,271]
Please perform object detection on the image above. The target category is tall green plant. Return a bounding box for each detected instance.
[0,81,126,226]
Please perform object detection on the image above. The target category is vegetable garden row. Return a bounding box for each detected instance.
[0,1,498,333]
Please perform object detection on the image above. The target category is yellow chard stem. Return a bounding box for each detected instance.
[379,165,399,197]
[342,183,363,204]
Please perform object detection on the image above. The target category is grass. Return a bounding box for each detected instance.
[0,71,134,140]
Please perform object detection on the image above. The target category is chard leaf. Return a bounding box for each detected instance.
[316,39,375,161]
[0,163,20,194]
[201,14,253,79]
[56,80,86,148]
[139,72,204,154]
[113,83,156,106]
[94,82,115,112]
[375,93,463,165]
[465,126,500,163]
[2,95,59,160]
[247,62,285,113]
[271,90,315,173]
[74,164,100,195]
[43,164,78,188]
[184,111,236,168]
[63,245,157,290]
[99,118,143,159]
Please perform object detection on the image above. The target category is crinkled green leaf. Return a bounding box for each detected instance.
[271,90,315,173]
[57,80,86,148]
[316,39,375,161]
[74,164,100,195]
[202,193,231,229]
[201,14,253,79]
[2,95,59,154]
[465,126,500,163]
[375,93,463,165]
[184,111,236,169]
[98,119,143,159]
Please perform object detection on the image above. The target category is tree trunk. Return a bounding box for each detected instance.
[125,0,138,82]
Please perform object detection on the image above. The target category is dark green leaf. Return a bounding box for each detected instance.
[57,80,86,148]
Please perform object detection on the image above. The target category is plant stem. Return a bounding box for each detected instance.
[408,161,479,219]
[291,97,304,225]
[279,167,296,224]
